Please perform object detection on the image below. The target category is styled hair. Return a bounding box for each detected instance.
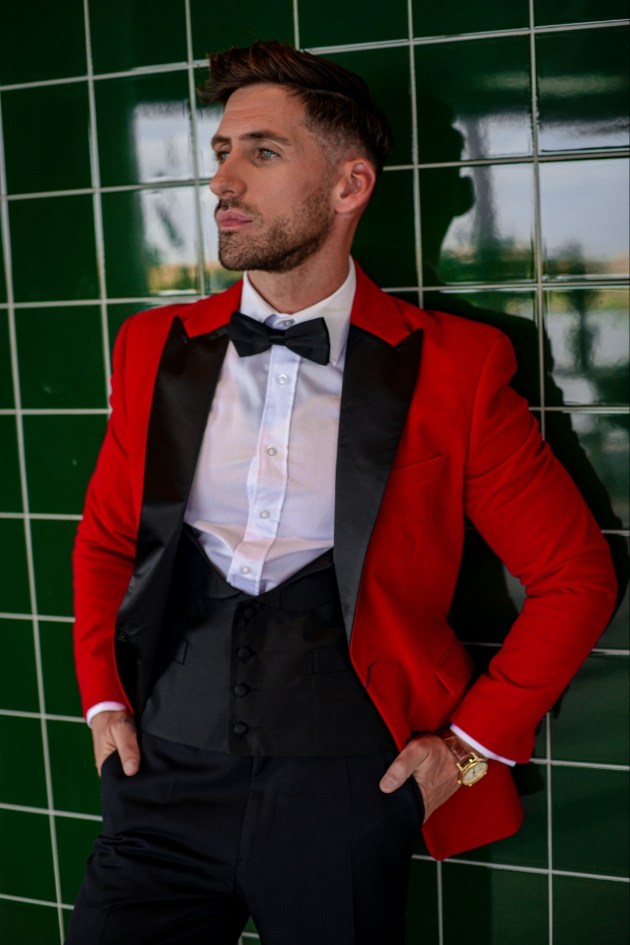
[198,40,393,174]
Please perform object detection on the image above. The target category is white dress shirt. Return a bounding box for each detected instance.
[86,258,515,765]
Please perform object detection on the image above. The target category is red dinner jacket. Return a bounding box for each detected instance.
[73,264,616,860]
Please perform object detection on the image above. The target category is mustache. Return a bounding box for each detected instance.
[215,199,256,215]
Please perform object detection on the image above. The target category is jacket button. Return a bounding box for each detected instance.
[234,683,250,697]
[233,722,249,735]
[116,631,128,641]
[242,606,257,619]
[237,646,253,661]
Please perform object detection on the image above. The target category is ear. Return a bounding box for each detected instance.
[333,159,377,216]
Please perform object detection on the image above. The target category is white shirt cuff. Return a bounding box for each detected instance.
[449,724,516,766]
[86,701,128,727]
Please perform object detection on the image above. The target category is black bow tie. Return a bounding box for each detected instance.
[229,311,331,365]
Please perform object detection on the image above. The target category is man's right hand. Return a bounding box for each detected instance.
[91,710,141,777]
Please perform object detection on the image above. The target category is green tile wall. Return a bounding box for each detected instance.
[0,2,628,943]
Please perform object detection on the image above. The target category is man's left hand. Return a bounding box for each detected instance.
[379,734,461,822]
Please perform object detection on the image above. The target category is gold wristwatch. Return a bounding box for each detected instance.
[438,730,489,786]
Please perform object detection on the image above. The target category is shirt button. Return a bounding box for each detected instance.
[240,565,251,575]
[234,683,250,697]
[266,446,277,456]
[277,374,289,385]
[233,722,249,736]
[259,509,270,519]
[237,646,254,661]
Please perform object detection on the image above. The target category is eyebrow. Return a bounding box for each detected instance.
[211,130,293,149]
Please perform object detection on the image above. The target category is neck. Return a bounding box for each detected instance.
[247,243,352,315]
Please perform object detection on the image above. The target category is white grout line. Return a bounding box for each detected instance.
[406,0,424,312]
[529,0,547,443]
[184,0,207,299]
[0,801,101,820]
[293,0,301,49]
[0,89,65,945]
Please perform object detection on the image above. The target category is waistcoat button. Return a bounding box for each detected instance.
[233,722,249,735]
[234,683,250,697]
[237,646,254,661]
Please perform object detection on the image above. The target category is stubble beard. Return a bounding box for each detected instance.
[216,186,334,274]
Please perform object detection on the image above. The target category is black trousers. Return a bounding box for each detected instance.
[66,731,424,945]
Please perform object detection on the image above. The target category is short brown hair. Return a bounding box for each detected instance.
[198,40,393,174]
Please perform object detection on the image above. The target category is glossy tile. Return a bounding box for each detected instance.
[468,764,549,869]
[537,27,629,153]
[30,519,76,617]
[413,0,529,35]
[9,196,99,303]
[442,863,548,944]
[40,620,83,718]
[0,519,30,614]
[88,0,187,74]
[0,619,39,712]
[23,415,107,515]
[325,46,413,167]
[47,720,101,815]
[299,0,407,48]
[56,815,102,905]
[190,0,294,59]
[0,312,13,407]
[102,187,200,298]
[551,654,629,764]
[353,169,417,288]
[544,288,630,406]
[598,538,629,650]
[2,83,91,195]
[0,415,21,511]
[553,875,629,945]
[0,900,60,945]
[0,715,47,807]
[0,0,86,84]
[534,0,629,26]
[199,185,242,294]
[545,411,629,529]
[540,159,629,281]
[0,808,56,900]
[420,163,536,284]
[16,305,106,409]
[415,36,533,162]
[95,71,193,187]
[552,767,629,877]
[405,858,439,945]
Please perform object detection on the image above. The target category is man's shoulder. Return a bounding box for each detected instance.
[390,292,510,356]
[120,282,242,341]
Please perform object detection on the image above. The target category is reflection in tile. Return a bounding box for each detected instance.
[546,412,629,529]
[537,27,629,153]
[421,164,535,284]
[598,537,629,651]
[102,187,201,298]
[96,72,193,187]
[415,36,533,162]
[541,159,629,280]
[196,103,224,180]
[544,288,629,406]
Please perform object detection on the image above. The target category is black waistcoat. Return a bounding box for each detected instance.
[141,526,394,756]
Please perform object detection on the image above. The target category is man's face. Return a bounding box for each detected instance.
[209,84,337,273]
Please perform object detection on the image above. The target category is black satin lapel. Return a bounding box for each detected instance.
[335,325,423,640]
[116,318,229,707]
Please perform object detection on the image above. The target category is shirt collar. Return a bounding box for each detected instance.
[239,259,356,366]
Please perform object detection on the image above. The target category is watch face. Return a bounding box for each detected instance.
[461,761,488,785]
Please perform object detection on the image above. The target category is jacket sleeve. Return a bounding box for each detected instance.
[72,318,138,716]
[451,333,617,762]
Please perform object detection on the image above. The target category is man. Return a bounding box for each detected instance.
[67,41,617,945]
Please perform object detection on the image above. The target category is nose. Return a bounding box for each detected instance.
[209,156,246,199]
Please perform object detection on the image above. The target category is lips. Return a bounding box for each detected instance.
[216,209,253,230]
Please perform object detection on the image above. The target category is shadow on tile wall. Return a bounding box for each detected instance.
[0,1,628,943]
